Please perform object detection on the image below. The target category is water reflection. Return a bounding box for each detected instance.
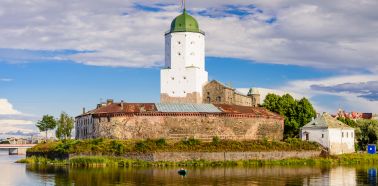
[1,154,378,186]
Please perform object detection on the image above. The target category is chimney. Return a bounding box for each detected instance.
[121,100,124,110]
[83,107,86,114]
[107,99,114,105]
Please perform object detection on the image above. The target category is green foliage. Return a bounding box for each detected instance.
[36,115,57,140]
[263,94,317,138]
[55,112,74,140]
[27,138,321,157]
[19,153,378,167]
[212,136,221,145]
[337,117,357,127]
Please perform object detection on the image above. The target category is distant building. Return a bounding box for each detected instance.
[7,137,29,145]
[336,109,373,120]
[301,112,355,155]
[203,80,260,107]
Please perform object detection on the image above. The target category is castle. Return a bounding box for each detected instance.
[75,8,284,141]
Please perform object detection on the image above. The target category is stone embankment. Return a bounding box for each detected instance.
[68,150,324,162]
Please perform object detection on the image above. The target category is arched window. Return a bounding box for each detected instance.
[207,97,211,103]
[217,96,221,102]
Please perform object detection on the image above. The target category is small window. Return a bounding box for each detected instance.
[183,76,186,80]
[322,134,324,138]
[347,132,349,138]
[217,96,221,102]
[172,91,175,94]
[207,92,210,95]
[178,41,181,45]
[342,132,344,138]
[207,97,211,103]
[171,77,175,80]
[178,52,181,56]
[183,91,186,94]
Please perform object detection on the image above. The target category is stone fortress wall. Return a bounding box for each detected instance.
[76,112,284,141]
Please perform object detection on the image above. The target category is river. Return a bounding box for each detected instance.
[0,150,377,185]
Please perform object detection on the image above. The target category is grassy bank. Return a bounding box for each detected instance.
[27,138,321,156]
[17,153,378,167]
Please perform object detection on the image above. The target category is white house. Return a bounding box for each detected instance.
[301,112,355,155]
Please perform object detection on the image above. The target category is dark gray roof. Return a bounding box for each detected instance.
[302,113,354,129]
[155,103,222,113]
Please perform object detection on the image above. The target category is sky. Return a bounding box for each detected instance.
[0,0,377,138]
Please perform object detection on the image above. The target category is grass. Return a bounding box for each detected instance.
[17,153,378,167]
[27,138,322,157]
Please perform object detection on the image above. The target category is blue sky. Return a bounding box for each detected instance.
[0,0,377,137]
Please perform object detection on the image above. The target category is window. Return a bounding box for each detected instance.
[171,77,175,80]
[347,132,349,138]
[178,52,181,56]
[217,96,221,102]
[183,76,186,80]
[305,133,309,141]
[342,132,344,138]
[178,41,181,45]
[207,97,211,103]
[172,91,175,94]
[322,134,324,138]
[207,92,210,95]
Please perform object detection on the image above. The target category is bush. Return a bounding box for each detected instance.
[212,136,221,145]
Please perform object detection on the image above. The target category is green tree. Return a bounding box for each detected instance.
[263,94,316,138]
[36,115,57,140]
[55,112,75,140]
[350,119,378,150]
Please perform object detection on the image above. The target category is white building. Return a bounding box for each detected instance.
[301,112,355,155]
[160,9,208,104]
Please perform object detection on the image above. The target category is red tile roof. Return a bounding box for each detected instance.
[80,103,283,120]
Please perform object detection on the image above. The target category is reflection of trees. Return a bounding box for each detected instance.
[25,165,329,185]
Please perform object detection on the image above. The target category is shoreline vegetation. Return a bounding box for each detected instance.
[17,153,378,167]
[26,138,321,155]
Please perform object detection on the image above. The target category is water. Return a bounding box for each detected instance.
[0,153,378,186]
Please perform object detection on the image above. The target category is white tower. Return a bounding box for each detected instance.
[160,9,208,103]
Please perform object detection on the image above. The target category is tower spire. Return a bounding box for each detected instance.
[181,0,186,11]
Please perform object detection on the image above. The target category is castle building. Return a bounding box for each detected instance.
[160,9,208,104]
[203,80,260,107]
[75,8,284,141]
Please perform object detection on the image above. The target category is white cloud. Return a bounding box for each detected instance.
[0,99,37,136]
[280,75,378,113]
[0,99,21,115]
[0,78,13,82]
[0,0,375,70]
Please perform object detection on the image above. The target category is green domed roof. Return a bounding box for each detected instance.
[169,9,200,33]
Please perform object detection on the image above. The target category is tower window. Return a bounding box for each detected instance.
[178,41,181,45]
[178,52,181,56]
[183,76,186,79]
[171,77,175,80]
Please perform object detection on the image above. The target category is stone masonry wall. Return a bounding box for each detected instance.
[70,150,322,162]
[161,92,202,104]
[91,114,284,141]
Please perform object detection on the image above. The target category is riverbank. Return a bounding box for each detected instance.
[17,153,378,167]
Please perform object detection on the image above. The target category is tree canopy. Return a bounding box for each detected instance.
[56,112,74,140]
[36,115,57,140]
[263,93,317,138]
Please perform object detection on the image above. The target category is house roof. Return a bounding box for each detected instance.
[155,103,221,113]
[302,112,354,129]
[78,102,283,120]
